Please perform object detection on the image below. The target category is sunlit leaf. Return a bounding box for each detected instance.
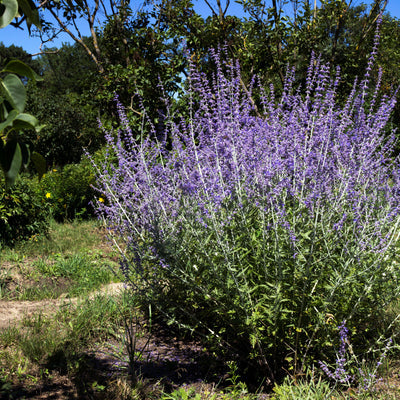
[2,60,43,81]
[0,0,18,28]
[0,74,26,112]
[0,109,18,132]
[13,112,41,131]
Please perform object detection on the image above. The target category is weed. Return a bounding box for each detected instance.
[0,268,12,299]
[161,386,203,400]
[0,326,21,347]
[271,375,338,400]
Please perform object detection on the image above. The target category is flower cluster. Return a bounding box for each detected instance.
[97,48,400,252]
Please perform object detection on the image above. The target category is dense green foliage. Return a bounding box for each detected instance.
[26,86,100,166]
[0,177,49,246]
[0,155,98,247]
[35,160,97,221]
[22,42,102,166]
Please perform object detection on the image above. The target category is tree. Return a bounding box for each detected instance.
[0,0,45,188]
[19,38,107,166]
[17,0,400,160]
[36,0,132,73]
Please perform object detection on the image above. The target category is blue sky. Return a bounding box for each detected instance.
[1,0,400,56]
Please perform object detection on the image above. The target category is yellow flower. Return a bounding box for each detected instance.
[98,197,104,203]
[53,169,57,172]
[45,192,51,199]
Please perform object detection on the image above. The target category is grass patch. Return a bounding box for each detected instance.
[0,292,134,398]
[17,294,128,365]
[0,219,121,301]
[2,219,112,258]
[32,253,117,298]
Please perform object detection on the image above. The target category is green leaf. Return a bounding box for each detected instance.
[0,139,22,188]
[0,0,18,28]
[16,0,41,30]
[0,74,26,112]
[13,112,41,131]
[2,60,43,81]
[0,109,18,132]
[31,151,46,180]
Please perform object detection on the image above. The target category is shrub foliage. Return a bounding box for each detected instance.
[37,160,97,222]
[94,37,400,384]
[0,177,49,246]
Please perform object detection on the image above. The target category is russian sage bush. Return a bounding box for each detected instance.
[94,42,400,383]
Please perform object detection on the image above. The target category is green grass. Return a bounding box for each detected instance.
[0,292,135,398]
[0,219,130,397]
[32,252,117,298]
[1,219,113,258]
[0,219,121,301]
[16,293,129,364]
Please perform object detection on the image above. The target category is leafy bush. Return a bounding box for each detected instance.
[37,159,98,221]
[0,177,50,246]
[26,87,103,167]
[94,34,400,384]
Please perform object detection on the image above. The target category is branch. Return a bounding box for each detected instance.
[240,76,261,118]
[223,0,230,16]
[98,0,111,19]
[30,49,60,57]
[109,0,116,16]
[203,0,218,17]
[215,0,225,23]
[38,0,50,8]
[46,6,104,73]
[83,0,103,65]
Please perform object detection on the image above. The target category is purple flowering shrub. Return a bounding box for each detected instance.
[94,42,400,383]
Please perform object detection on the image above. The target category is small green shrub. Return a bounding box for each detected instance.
[37,159,98,221]
[0,177,50,246]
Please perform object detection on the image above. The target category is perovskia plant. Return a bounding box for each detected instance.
[93,22,400,385]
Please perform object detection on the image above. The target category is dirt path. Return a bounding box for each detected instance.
[0,282,125,330]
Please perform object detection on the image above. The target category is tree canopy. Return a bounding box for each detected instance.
[6,0,400,166]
